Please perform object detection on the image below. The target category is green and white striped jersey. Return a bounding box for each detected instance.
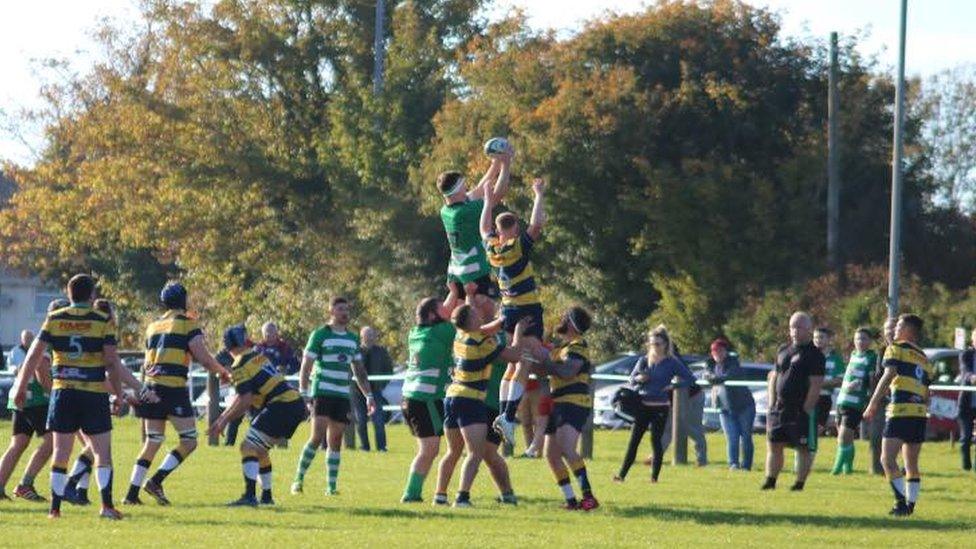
[304,326,362,398]
[403,321,456,401]
[837,350,877,410]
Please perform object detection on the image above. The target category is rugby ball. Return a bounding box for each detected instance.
[483,137,510,157]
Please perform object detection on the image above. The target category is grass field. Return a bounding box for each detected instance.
[0,417,973,547]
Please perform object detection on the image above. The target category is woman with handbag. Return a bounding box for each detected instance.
[613,325,695,483]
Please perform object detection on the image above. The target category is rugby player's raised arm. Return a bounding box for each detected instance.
[491,150,514,203]
[480,181,495,241]
[467,158,500,201]
[13,339,47,408]
[527,178,546,241]
[188,335,233,383]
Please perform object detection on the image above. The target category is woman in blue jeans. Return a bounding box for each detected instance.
[704,339,756,470]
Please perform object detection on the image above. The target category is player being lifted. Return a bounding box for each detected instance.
[481,177,547,445]
[533,307,599,511]
[210,325,307,506]
[437,141,514,321]
[864,314,933,517]
[13,274,157,520]
[123,282,232,506]
[291,297,374,496]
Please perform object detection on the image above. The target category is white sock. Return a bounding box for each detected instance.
[260,470,273,490]
[559,482,575,500]
[158,452,182,473]
[69,460,88,478]
[51,470,67,497]
[906,478,920,504]
[78,472,90,490]
[96,466,113,491]
[891,476,906,497]
[130,463,148,487]
[243,460,259,481]
[499,379,511,402]
[509,380,524,402]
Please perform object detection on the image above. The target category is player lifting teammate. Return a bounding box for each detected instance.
[210,325,307,506]
[442,287,528,507]
[123,282,232,506]
[400,288,460,502]
[13,274,158,520]
[481,176,547,445]
[864,314,932,516]
[534,307,599,511]
[292,297,374,496]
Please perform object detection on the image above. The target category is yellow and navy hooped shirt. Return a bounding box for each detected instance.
[143,310,204,388]
[446,329,504,401]
[231,350,301,411]
[549,338,592,408]
[38,303,117,393]
[883,340,933,419]
[485,231,540,307]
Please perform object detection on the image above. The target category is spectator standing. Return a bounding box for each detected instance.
[614,325,695,484]
[761,312,825,491]
[813,328,845,436]
[349,326,393,452]
[255,322,300,375]
[705,339,756,471]
[956,328,976,471]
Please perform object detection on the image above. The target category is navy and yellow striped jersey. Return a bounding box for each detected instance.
[231,350,301,411]
[550,338,592,408]
[485,231,540,307]
[38,304,117,393]
[883,340,933,419]
[446,329,504,401]
[144,310,204,388]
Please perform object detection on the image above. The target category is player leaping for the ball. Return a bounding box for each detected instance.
[480,176,547,445]
[437,139,514,323]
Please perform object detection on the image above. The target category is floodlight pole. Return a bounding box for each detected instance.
[887,0,908,318]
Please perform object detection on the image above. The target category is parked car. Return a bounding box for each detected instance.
[925,347,962,439]
[593,353,771,432]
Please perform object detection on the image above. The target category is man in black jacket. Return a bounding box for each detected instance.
[957,329,976,471]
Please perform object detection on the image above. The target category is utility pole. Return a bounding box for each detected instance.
[373,0,386,95]
[887,0,908,318]
[827,32,841,274]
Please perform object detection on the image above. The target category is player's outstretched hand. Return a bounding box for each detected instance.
[532,177,546,196]
[218,367,233,385]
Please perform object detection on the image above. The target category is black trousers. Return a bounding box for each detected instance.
[618,404,670,481]
[959,408,976,470]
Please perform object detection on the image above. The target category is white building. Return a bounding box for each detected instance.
[0,269,62,349]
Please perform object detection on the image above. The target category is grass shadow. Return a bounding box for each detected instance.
[611,503,972,531]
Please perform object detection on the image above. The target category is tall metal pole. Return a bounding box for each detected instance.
[887,0,908,318]
[827,32,841,273]
[373,0,386,95]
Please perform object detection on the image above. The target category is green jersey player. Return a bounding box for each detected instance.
[832,328,878,474]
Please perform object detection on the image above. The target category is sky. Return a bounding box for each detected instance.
[1,0,974,165]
